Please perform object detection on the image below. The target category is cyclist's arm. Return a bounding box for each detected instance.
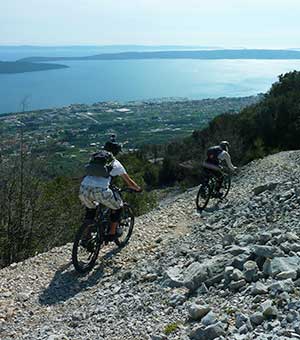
[218,151,237,171]
[120,173,142,191]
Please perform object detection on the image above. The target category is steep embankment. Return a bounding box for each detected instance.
[1,151,300,340]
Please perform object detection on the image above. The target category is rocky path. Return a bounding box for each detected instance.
[1,150,300,340]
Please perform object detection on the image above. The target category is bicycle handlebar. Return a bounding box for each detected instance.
[110,185,142,194]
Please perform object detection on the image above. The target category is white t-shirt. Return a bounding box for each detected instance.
[82,159,127,189]
[217,151,236,171]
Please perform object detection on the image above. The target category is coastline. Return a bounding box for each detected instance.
[0,95,260,118]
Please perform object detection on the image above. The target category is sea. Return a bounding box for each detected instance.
[1,46,300,114]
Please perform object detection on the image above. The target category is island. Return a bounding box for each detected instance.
[0,61,69,74]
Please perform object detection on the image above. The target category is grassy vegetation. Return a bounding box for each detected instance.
[164,321,181,335]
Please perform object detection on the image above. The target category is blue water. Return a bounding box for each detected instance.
[1,47,300,114]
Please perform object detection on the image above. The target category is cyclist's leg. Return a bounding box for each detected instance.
[202,163,224,195]
[79,184,97,236]
[78,187,98,245]
[214,171,224,192]
[202,162,222,184]
[92,187,123,238]
[201,162,213,184]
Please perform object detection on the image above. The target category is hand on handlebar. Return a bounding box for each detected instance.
[131,186,143,193]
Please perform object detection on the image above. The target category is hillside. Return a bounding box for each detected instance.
[1,150,300,339]
[158,70,300,186]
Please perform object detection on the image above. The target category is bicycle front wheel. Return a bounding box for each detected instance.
[220,174,231,199]
[196,181,212,211]
[115,204,134,248]
[72,221,102,274]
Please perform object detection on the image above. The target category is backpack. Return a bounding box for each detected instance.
[207,146,223,164]
[85,150,114,178]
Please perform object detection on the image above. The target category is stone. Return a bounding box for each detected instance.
[229,279,247,291]
[294,322,300,335]
[227,246,250,256]
[290,243,300,252]
[151,335,167,340]
[243,260,258,282]
[189,322,225,340]
[169,292,187,306]
[165,257,225,291]
[278,292,290,303]
[250,312,264,326]
[252,245,282,258]
[251,282,268,295]
[286,311,299,323]
[260,300,278,319]
[263,256,300,277]
[188,303,211,321]
[271,228,282,237]
[238,324,249,334]
[231,254,252,271]
[258,232,272,245]
[16,292,31,302]
[280,241,291,254]
[286,232,299,242]
[269,279,295,293]
[238,234,257,246]
[253,182,278,195]
[276,270,297,280]
[232,269,244,282]
[222,234,235,247]
[235,313,249,329]
[197,283,209,294]
[224,266,234,284]
[201,312,217,326]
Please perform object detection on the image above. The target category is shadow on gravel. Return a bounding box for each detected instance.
[197,197,230,215]
[39,247,123,306]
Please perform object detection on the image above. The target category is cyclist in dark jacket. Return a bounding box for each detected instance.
[202,141,237,197]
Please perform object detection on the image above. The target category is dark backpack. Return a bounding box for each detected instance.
[85,150,114,178]
[207,146,223,164]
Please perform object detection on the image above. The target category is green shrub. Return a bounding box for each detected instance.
[164,322,180,335]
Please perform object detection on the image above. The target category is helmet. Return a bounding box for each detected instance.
[220,141,229,151]
[104,140,121,156]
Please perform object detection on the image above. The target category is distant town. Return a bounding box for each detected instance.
[0,96,261,165]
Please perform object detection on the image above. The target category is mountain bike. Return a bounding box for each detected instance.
[72,187,137,273]
[196,168,231,211]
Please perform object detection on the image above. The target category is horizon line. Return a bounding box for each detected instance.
[0,44,300,50]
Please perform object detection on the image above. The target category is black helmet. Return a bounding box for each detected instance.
[220,141,229,151]
[104,140,121,156]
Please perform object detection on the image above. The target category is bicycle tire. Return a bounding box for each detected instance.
[196,181,212,211]
[72,221,102,273]
[220,174,231,199]
[114,204,134,248]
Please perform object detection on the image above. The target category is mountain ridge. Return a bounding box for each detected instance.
[18,49,300,63]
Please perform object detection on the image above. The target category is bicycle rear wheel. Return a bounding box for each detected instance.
[196,181,212,211]
[72,221,102,273]
[115,204,134,248]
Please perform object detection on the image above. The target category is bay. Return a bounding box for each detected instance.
[1,58,300,114]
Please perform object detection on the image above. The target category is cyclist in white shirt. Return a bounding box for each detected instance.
[79,138,141,241]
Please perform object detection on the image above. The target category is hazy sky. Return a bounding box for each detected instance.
[1,0,300,47]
